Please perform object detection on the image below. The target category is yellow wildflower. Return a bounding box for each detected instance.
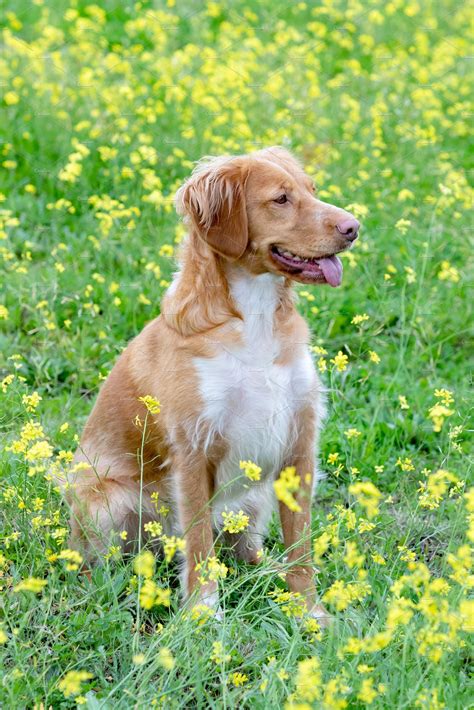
[4,91,19,106]
[344,541,365,569]
[395,218,411,234]
[239,460,262,481]
[139,579,171,609]
[144,520,163,537]
[274,466,301,512]
[418,469,458,509]
[323,579,371,611]
[211,641,231,665]
[349,481,383,518]
[1,374,15,392]
[57,548,83,571]
[317,357,327,373]
[159,244,174,257]
[133,550,155,579]
[344,428,361,439]
[428,402,454,432]
[351,313,369,325]
[58,670,93,697]
[398,395,410,410]
[437,261,460,283]
[161,535,186,563]
[157,647,175,670]
[313,531,331,564]
[288,657,321,704]
[138,395,161,414]
[396,457,415,471]
[269,589,307,617]
[230,672,248,687]
[371,552,386,565]
[330,351,349,371]
[196,556,228,585]
[221,509,249,534]
[14,577,47,593]
[357,677,383,704]
[415,688,445,709]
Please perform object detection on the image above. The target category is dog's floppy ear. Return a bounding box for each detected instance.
[175,156,248,260]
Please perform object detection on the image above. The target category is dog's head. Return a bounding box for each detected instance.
[175,147,360,287]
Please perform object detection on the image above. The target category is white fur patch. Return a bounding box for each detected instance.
[193,267,320,531]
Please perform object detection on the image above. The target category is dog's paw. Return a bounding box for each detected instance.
[187,587,224,620]
[212,606,224,622]
[188,600,224,622]
[307,603,332,628]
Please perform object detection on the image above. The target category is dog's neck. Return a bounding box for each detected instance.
[161,232,294,337]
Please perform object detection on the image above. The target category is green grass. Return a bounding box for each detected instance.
[0,0,473,707]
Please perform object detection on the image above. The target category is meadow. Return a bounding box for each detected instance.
[0,0,473,707]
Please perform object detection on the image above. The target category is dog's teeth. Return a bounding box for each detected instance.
[283,251,292,257]
[303,258,308,263]
[293,255,302,261]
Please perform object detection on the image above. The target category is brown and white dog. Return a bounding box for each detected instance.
[64,147,359,621]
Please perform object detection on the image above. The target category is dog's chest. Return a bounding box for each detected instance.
[193,271,316,489]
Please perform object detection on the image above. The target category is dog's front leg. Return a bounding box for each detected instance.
[279,405,330,625]
[174,452,218,609]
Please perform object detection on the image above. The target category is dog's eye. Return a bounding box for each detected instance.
[274,194,288,204]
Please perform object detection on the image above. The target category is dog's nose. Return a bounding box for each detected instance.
[336,217,360,241]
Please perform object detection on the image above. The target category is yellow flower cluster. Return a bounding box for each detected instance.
[229,672,248,687]
[57,548,83,571]
[268,589,307,618]
[221,509,250,534]
[132,550,170,609]
[138,395,161,415]
[348,481,383,519]
[330,351,349,372]
[239,460,262,481]
[342,552,472,666]
[396,457,415,472]
[58,670,93,698]
[139,579,171,610]
[274,466,301,513]
[351,313,369,325]
[161,535,186,563]
[58,140,90,184]
[286,657,321,706]
[157,647,175,671]
[428,389,454,432]
[417,469,460,509]
[323,579,372,611]
[21,392,41,412]
[344,427,361,440]
[437,260,460,283]
[13,577,47,593]
[210,641,231,666]
[195,556,228,586]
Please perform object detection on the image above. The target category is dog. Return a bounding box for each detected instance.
[63,146,359,621]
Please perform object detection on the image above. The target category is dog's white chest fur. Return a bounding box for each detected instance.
[193,269,317,519]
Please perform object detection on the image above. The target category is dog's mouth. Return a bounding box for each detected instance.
[269,245,343,287]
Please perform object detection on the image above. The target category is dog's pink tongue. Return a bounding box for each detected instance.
[318,255,343,287]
